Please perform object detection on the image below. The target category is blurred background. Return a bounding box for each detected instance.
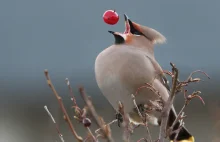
[1,0,220,142]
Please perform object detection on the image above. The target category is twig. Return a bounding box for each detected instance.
[158,63,179,142]
[170,93,188,131]
[65,79,98,142]
[65,78,78,107]
[87,127,97,142]
[186,70,210,81]
[163,70,173,77]
[79,87,114,142]
[118,101,132,142]
[131,94,152,142]
[176,70,210,92]
[173,113,185,142]
[170,90,203,131]
[135,83,161,99]
[44,70,83,142]
[95,119,118,134]
[44,105,65,142]
[137,138,148,142]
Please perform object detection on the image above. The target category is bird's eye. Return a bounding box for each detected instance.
[131,30,144,36]
[133,32,142,36]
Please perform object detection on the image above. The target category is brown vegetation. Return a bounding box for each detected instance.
[43,62,210,142]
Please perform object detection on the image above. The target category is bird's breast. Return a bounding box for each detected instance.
[95,46,157,112]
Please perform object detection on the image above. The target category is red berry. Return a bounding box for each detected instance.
[103,10,119,25]
[82,118,91,127]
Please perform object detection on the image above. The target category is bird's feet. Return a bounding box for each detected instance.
[115,112,123,127]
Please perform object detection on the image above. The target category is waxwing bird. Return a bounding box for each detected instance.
[95,14,194,142]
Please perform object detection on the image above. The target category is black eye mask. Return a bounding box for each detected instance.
[128,20,144,36]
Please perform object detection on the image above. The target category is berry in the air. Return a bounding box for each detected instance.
[103,10,119,25]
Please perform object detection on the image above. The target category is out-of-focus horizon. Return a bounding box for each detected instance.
[1,0,220,142]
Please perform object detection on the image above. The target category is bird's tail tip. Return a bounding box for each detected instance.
[169,125,195,142]
[170,136,195,142]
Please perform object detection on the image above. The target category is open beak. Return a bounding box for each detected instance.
[108,30,123,37]
[124,14,144,36]
[108,30,125,44]
[124,14,130,34]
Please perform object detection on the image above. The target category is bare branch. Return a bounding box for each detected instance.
[158,63,179,142]
[44,62,209,142]
[87,127,97,142]
[65,78,78,107]
[135,83,162,99]
[44,70,83,142]
[44,105,65,142]
[186,70,210,81]
[65,79,98,142]
[95,119,118,134]
[118,101,132,142]
[79,87,114,142]
[131,94,152,142]
[137,138,148,142]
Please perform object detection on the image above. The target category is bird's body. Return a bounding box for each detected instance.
[95,43,169,125]
[95,14,194,142]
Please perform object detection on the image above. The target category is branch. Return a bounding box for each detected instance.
[158,63,179,142]
[86,127,97,142]
[65,78,78,107]
[170,90,203,132]
[95,119,118,134]
[169,91,188,132]
[44,105,65,142]
[131,94,152,142]
[79,87,114,142]
[137,138,148,142]
[135,83,161,99]
[65,79,98,142]
[44,70,83,142]
[186,70,210,81]
[118,101,132,142]
[173,114,184,142]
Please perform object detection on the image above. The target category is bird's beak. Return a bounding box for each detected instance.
[124,14,130,34]
[108,31,123,37]
[108,31,125,44]
[123,14,144,36]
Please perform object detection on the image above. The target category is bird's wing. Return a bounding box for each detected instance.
[145,56,185,130]
[145,55,170,91]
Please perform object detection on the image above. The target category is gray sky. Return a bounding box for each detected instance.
[0,0,220,81]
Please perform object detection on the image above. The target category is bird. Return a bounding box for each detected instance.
[95,14,194,142]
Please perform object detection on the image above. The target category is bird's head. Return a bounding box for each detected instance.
[108,14,166,47]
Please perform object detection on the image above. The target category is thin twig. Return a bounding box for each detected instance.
[186,70,210,81]
[170,90,204,131]
[44,105,65,142]
[95,119,118,134]
[118,101,132,142]
[44,70,83,142]
[137,138,148,142]
[173,113,185,142]
[65,78,78,107]
[87,127,97,142]
[158,63,179,142]
[79,87,114,142]
[65,79,98,142]
[131,94,152,142]
[170,91,203,132]
[135,83,161,99]
[170,102,188,131]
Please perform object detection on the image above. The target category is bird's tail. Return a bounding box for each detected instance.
[168,108,195,142]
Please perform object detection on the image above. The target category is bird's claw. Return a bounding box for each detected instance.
[115,112,123,127]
